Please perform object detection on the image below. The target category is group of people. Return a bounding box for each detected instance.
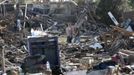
[66,23,80,44]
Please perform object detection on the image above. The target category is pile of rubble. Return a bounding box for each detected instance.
[0,1,134,75]
[58,24,134,75]
[0,19,28,73]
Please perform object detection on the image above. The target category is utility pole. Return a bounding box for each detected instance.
[3,3,5,17]
[23,3,27,28]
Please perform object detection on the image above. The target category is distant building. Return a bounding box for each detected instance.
[0,0,74,4]
[24,0,72,4]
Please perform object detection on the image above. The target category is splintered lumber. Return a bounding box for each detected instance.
[2,47,6,73]
[112,26,134,36]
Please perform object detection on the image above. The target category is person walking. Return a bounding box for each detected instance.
[72,24,80,44]
[66,23,73,44]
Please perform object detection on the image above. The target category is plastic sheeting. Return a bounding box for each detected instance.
[65,70,87,75]
[87,69,107,75]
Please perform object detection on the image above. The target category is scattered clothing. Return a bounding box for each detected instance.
[17,19,22,31]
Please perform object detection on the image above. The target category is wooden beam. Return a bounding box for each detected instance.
[2,46,5,74]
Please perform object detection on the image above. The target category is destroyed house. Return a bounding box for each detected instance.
[31,1,77,22]
[49,2,77,22]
